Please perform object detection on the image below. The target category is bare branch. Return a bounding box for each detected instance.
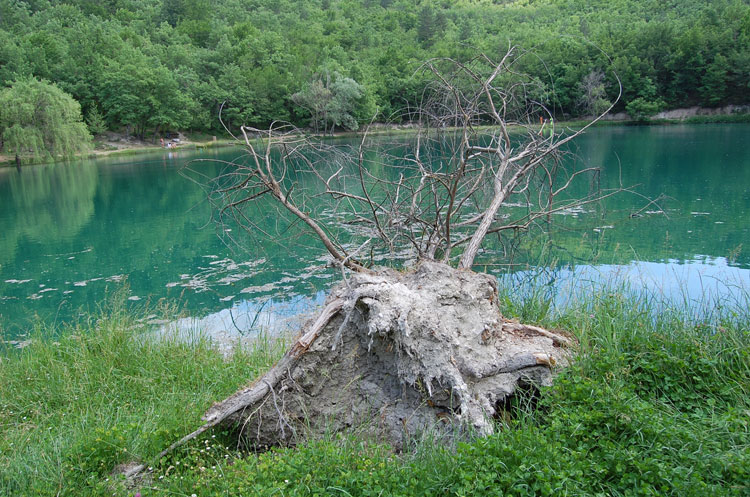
[201,47,623,277]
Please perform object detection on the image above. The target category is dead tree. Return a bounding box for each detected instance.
[204,49,621,273]
[128,48,622,477]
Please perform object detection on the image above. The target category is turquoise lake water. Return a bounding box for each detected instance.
[1,124,748,339]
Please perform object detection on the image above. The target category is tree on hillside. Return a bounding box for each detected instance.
[99,63,193,140]
[625,97,665,122]
[0,78,91,164]
[577,69,611,117]
[292,72,365,134]
[700,54,729,106]
[291,79,331,134]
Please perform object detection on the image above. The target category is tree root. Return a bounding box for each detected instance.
[123,262,573,481]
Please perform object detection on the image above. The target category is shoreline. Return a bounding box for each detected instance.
[2,113,749,168]
[0,134,238,168]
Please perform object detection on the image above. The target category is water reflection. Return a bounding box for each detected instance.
[164,256,750,352]
[1,125,748,338]
[0,162,98,265]
[158,291,327,355]
[500,256,750,320]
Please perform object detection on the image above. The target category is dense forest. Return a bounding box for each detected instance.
[0,0,748,138]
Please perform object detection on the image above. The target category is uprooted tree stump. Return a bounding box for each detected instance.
[201,261,572,449]
[124,262,574,479]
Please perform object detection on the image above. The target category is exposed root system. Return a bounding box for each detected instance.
[125,262,572,479]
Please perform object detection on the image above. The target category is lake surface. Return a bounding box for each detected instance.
[1,125,748,340]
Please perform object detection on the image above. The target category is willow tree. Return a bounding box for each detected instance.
[0,78,92,165]
[128,48,621,479]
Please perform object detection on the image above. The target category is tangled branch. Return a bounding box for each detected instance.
[200,47,622,272]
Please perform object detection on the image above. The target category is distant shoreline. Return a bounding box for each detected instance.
[2,112,748,168]
[0,134,238,168]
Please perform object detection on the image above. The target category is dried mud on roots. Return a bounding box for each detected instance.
[206,261,572,448]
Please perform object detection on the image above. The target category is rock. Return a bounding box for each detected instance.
[653,104,750,120]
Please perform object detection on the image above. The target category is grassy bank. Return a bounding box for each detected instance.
[1,288,748,496]
[0,293,286,496]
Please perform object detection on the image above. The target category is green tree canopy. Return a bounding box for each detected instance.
[0,78,91,162]
[99,62,194,139]
[292,72,365,134]
[1,0,748,133]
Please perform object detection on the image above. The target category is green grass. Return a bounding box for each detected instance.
[1,287,748,496]
[0,291,285,496]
